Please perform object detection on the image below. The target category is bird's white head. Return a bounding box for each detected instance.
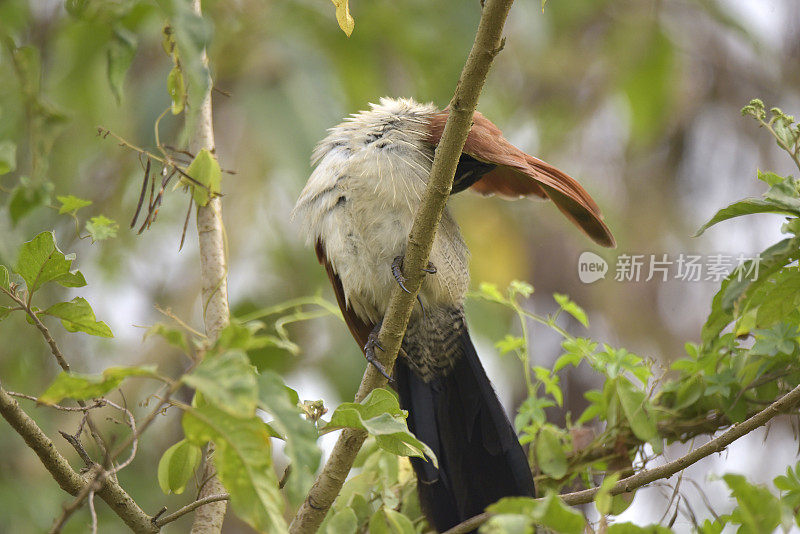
[311,97,438,166]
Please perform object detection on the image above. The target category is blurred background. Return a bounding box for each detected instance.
[0,0,798,531]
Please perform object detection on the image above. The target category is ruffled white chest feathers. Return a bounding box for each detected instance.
[292,98,470,324]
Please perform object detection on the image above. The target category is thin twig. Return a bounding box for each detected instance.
[104,399,138,475]
[155,304,207,339]
[154,493,231,527]
[2,287,70,371]
[88,490,98,534]
[97,126,211,192]
[180,194,194,251]
[59,430,94,468]
[0,287,110,462]
[8,392,105,412]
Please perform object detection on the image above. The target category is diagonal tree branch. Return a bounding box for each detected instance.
[288,1,516,532]
[441,380,800,534]
[0,385,159,534]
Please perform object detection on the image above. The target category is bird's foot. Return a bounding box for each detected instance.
[391,256,436,319]
[364,324,394,384]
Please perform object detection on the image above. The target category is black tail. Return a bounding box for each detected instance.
[394,327,535,532]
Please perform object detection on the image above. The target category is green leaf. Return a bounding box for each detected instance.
[213,320,299,354]
[15,232,87,295]
[182,404,287,533]
[758,170,785,187]
[0,265,9,290]
[748,268,800,329]
[182,350,257,418]
[476,282,505,303]
[742,99,766,121]
[594,472,632,516]
[509,280,534,298]
[56,195,92,215]
[85,215,119,243]
[8,177,53,224]
[616,378,659,450]
[158,439,201,494]
[185,148,221,207]
[480,514,534,534]
[554,293,589,328]
[514,396,554,434]
[325,389,437,467]
[594,472,619,515]
[167,65,186,115]
[326,507,358,534]
[0,306,12,321]
[695,198,799,237]
[107,27,137,104]
[535,427,567,478]
[486,494,585,534]
[258,371,321,506]
[723,473,781,533]
[0,140,16,175]
[697,518,725,534]
[144,323,190,353]
[702,237,800,343]
[44,297,113,337]
[39,365,158,404]
[496,335,525,355]
[672,375,705,410]
[750,323,799,357]
[368,507,415,534]
[534,493,585,534]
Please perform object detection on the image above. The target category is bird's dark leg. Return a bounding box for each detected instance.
[392,255,436,319]
[364,322,394,384]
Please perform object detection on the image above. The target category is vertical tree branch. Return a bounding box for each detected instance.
[288,1,516,532]
[188,1,230,533]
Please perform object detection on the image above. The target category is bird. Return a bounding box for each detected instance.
[292,97,614,532]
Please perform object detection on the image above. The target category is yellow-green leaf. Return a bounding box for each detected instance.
[324,389,437,468]
[330,0,354,37]
[0,140,16,175]
[44,297,113,337]
[258,371,321,506]
[535,427,567,479]
[182,405,287,533]
[85,215,119,243]
[167,65,185,115]
[616,378,660,451]
[15,232,86,294]
[185,148,221,206]
[39,365,158,404]
[57,195,92,215]
[158,439,201,494]
[182,350,258,418]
